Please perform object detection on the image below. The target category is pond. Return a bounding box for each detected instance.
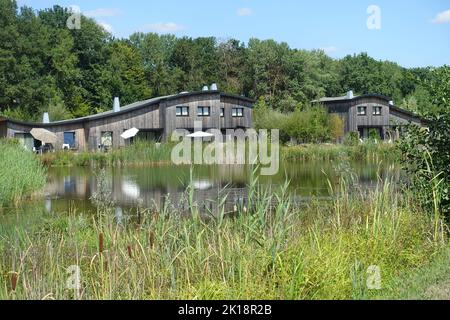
[0,159,402,221]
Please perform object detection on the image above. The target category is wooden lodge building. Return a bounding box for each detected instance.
[0,86,254,151]
[314,91,427,140]
[0,86,426,151]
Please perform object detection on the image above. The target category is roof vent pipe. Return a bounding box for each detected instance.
[113,97,120,112]
[346,90,354,99]
[210,83,218,91]
[43,112,50,124]
[202,85,209,91]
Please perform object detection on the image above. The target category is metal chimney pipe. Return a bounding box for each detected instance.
[43,112,50,124]
[347,90,354,99]
[113,97,120,112]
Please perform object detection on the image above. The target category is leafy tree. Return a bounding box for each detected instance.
[398,66,450,217]
[0,0,444,128]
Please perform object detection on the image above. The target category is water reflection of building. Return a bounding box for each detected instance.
[43,169,250,216]
[44,173,89,198]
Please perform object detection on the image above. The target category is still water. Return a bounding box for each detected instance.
[30,159,400,215]
[0,160,403,230]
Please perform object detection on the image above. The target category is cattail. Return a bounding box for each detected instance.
[127,245,133,258]
[149,230,155,249]
[99,233,104,254]
[10,272,18,292]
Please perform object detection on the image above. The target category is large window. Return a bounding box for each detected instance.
[176,106,189,117]
[357,106,367,116]
[197,106,211,117]
[232,108,244,117]
[373,106,382,116]
[64,132,76,148]
[101,131,113,148]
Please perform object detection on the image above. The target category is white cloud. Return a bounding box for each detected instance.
[237,8,253,16]
[98,21,113,33]
[84,8,121,18]
[141,22,186,33]
[321,46,338,54]
[432,9,450,24]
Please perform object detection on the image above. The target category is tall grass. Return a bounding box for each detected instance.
[0,139,47,207]
[40,140,174,167]
[282,142,397,162]
[0,166,446,300]
[39,140,397,168]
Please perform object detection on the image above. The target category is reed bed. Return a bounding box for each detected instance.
[39,141,174,167]
[39,141,396,168]
[0,140,47,207]
[0,168,446,300]
[281,143,397,162]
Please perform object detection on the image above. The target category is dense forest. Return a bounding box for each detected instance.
[0,0,448,122]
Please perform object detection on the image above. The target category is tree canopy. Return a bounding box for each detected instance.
[0,0,448,122]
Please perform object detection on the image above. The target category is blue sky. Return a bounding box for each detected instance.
[17,0,450,68]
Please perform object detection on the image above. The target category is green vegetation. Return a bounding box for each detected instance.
[0,0,448,122]
[281,142,397,162]
[0,168,447,299]
[36,140,396,168]
[0,139,46,206]
[398,75,450,217]
[254,104,337,144]
[376,247,450,299]
[39,140,174,167]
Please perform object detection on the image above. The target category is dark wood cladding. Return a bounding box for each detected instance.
[1,91,254,151]
[321,95,425,139]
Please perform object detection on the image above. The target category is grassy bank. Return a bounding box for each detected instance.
[0,171,447,299]
[376,247,450,299]
[0,140,47,207]
[281,142,397,162]
[38,140,397,168]
[39,140,174,167]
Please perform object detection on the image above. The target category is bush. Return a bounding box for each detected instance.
[398,113,450,217]
[343,132,359,146]
[329,114,345,143]
[254,104,332,144]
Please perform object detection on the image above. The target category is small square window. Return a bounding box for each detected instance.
[197,106,210,117]
[357,106,367,116]
[232,108,244,117]
[373,106,382,116]
[176,106,189,117]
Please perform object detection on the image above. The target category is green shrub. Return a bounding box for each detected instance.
[344,132,360,146]
[398,113,450,217]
